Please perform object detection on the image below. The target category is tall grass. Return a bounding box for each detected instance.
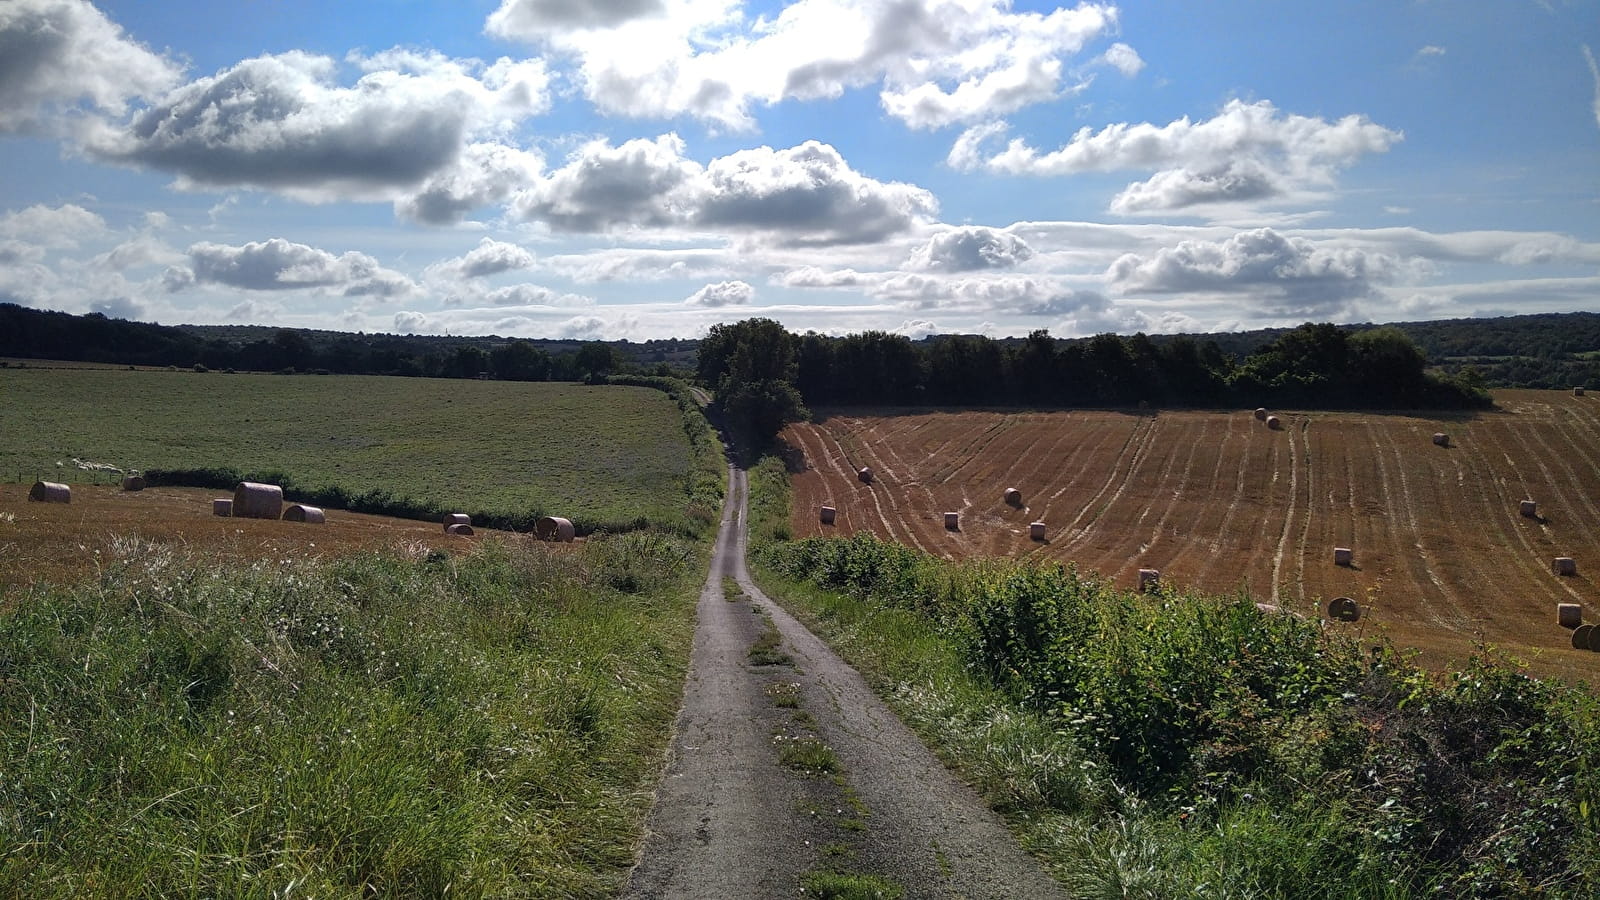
[0,532,702,897]
[747,456,1600,897]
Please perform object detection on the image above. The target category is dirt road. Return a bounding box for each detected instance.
[623,467,1064,899]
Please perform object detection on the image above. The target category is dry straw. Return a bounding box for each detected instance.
[446,523,475,536]
[121,475,146,492]
[443,513,471,532]
[232,482,283,520]
[1553,557,1577,576]
[819,506,836,525]
[282,504,325,524]
[1029,521,1046,541]
[1334,547,1354,567]
[28,481,70,503]
[535,516,575,542]
[1557,603,1582,629]
[212,498,232,516]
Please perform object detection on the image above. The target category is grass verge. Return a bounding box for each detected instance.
[0,531,703,897]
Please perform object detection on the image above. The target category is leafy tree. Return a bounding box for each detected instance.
[697,318,808,445]
[490,340,551,381]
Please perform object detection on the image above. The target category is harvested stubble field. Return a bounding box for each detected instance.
[0,483,529,593]
[785,389,1600,681]
[0,367,690,532]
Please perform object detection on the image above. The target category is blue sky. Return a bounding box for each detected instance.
[1,0,1596,341]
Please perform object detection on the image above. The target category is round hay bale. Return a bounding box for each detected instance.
[1327,596,1361,622]
[857,466,873,484]
[1520,499,1538,518]
[233,482,283,520]
[535,515,575,542]
[1557,602,1582,629]
[819,506,837,525]
[1576,387,1586,397]
[1572,624,1595,651]
[1432,432,1449,447]
[1588,627,1600,653]
[282,504,325,524]
[212,498,232,516]
[1265,415,1282,430]
[943,511,960,530]
[1029,521,1046,541]
[1003,487,1022,506]
[446,523,475,536]
[443,513,471,531]
[121,475,146,492]
[1553,556,1577,577]
[1253,407,1268,421]
[1138,568,1160,593]
[1334,547,1354,567]
[28,481,70,503]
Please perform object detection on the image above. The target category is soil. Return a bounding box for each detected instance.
[624,467,1065,899]
[784,392,1600,684]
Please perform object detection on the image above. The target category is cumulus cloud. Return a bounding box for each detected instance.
[542,247,734,282]
[490,0,1117,131]
[396,142,545,224]
[174,238,417,298]
[394,311,430,333]
[1107,227,1411,315]
[92,235,184,272]
[483,283,592,307]
[950,99,1401,213]
[906,226,1034,271]
[874,272,1108,317]
[0,0,181,135]
[1101,42,1144,76]
[87,296,146,320]
[685,279,754,306]
[777,266,870,288]
[0,203,108,248]
[426,238,537,283]
[514,136,936,245]
[85,49,550,202]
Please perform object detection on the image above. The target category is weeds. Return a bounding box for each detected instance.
[0,532,700,896]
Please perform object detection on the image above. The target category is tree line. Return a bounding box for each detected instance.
[699,319,1492,442]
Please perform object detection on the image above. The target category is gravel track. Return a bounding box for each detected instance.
[624,466,1065,899]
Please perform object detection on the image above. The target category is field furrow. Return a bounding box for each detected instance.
[780,391,1599,681]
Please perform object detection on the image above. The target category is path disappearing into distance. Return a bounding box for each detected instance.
[623,466,1065,899]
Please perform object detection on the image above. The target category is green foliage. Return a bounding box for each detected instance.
[695,318,809,447]
[605,374,727,535]
[799,870,904,899]
[0,370,701,535]
[756,528,1600,896]
[0,533,700,897]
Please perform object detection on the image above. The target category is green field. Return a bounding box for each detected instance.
[0,368,694,532]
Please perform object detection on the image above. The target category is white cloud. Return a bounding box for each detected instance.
[874,272,1109,317]
[1585,45,1600,131]
[85,49,550,203]
[0,203,107,248]
[396,142,545,225]
[514,136,936,245]
[778,266,870,288]
[543,247,735,282]
[1101,42,1144,77]
[483,283,593,307]
[394,311,430,333]
[491,0,1118,131]
[906,225,1034,271]
[92,235,184,272]
[0,0,181,135]
[1107,227,1413,316]
[685,279,754,306]
[426,238,537,283]
[176,238,417,298]
[950,99,1401,213]
[895,318,942,339]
